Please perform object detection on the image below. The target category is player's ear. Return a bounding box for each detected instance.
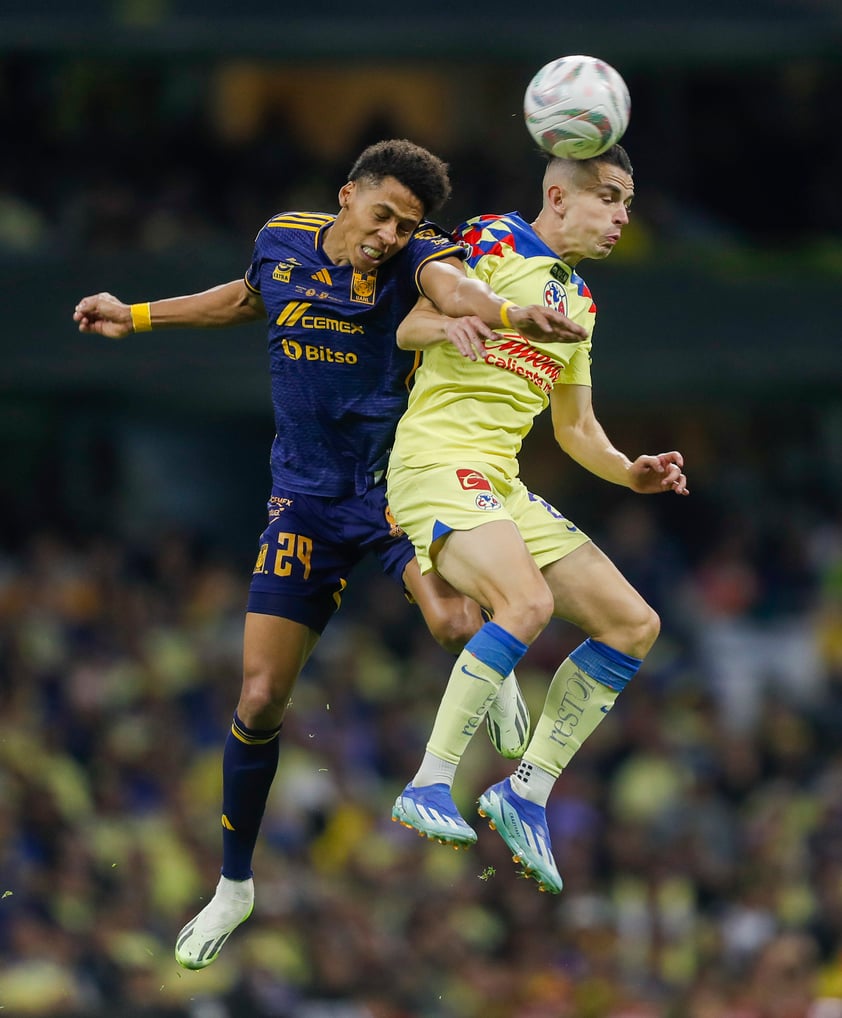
[338,181,355,208]
[547,183,565,215]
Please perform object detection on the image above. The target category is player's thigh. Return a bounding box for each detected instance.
[541,541,653,637]
[387,460,518,576]
[241,612,319,712]
[433,519,548,616]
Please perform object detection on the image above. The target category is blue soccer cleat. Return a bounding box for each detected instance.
[478,778,563,893]
[392,782,477,848]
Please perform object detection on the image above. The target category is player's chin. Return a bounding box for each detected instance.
[591,242,616,259]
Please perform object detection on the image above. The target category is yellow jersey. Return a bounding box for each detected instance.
[391,212,596,474]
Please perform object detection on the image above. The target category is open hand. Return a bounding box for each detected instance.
[507,304,588,344]
[443,316,495,360]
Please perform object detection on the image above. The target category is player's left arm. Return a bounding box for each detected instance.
[550,384,689,495]
[418,257,587,344]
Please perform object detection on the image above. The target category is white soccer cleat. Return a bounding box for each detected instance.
[486,671,531,759]
[174,875,254,970]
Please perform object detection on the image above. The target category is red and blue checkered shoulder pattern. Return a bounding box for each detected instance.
[454,212,594,310]
[454,212,557,264]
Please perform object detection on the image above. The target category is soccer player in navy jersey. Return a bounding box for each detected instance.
[73,139,586,968]
[386,145,689,893]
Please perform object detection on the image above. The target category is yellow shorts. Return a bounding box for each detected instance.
[386,459,590,575]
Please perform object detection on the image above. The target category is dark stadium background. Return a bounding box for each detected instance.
[1,3,841,1016]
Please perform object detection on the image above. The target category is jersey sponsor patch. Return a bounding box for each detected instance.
[456,468,492,491]
[268,495,294,517]
[483,338,562,395]
[273,261,298,282]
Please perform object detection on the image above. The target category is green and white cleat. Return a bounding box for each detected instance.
[175,875,254,970]
[486,671,531,759]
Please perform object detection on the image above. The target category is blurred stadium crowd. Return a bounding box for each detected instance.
[1,474,842,1016]
[3,44,842,1018]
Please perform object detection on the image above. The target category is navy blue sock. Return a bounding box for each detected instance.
[220,712,281,880]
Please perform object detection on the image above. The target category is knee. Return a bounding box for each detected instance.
[424,583,554,654]
[238,668,290,728]
[626,603,661,659]
[520,586,555,642]
[497,582,555,645]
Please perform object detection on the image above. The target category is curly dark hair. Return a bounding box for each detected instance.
[347,139,452,217]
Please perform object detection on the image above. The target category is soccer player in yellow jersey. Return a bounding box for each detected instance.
[388,144,689,893]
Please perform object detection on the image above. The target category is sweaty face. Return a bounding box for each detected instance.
[555,161,634,263]
[326,176,425,271]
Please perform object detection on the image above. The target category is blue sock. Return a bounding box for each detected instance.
[220,712,281,880]
[465,621,529,677]
[569,638,642,691]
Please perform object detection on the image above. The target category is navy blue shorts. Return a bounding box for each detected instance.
[247,485,416,634]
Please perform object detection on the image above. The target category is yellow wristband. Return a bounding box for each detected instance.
[130,302,152,333]
[499,300,517,330]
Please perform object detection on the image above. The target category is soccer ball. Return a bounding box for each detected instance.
[524,55,631,160]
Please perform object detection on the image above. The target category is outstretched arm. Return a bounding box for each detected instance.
[419,257,587,345]
[397,295,495,360]
[73,280,266,340]
[551,384,689,495]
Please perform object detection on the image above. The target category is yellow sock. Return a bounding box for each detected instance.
[426,647,507,764]
[523,655,619,776]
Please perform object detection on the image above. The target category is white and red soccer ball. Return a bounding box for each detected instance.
[524,54,631,160]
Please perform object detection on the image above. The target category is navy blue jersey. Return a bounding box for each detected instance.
[245,213,464,497]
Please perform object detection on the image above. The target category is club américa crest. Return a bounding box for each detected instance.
[544,279,568,315]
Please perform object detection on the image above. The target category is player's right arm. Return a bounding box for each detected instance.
[396,295,495,361]
[418,257,586,345]
[550,383,688,495]
[73,280,266,340]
